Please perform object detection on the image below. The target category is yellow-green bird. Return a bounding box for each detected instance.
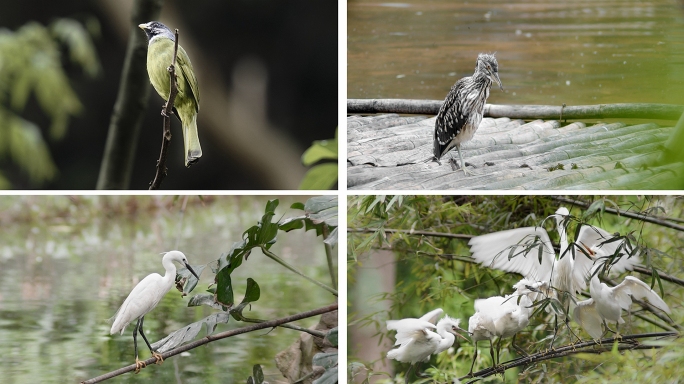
[139,21,201,167]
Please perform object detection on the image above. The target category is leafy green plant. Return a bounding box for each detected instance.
[152,197,338,381]
[0,18,100,186]
[299,128,338,190]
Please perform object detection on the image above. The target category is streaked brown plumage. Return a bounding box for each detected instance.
[434,53,503,175]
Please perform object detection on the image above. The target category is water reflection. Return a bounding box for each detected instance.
[0,196,334,383]
[348,0,684,107]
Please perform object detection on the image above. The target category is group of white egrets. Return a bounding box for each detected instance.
[386,207,671,382]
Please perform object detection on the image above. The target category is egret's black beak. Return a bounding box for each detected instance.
[185,263,200,280]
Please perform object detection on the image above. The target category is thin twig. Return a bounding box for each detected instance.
[80,303,338,384]
[348,227,473,240]
[260,246,338,296]
[149,28,180,190]
[552,196,684,232]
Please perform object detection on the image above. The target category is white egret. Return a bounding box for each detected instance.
[110,250,200,373]
[573,274,670,340]
[467,279,538,375]
[469,207,640,344]
[386,308,468,383]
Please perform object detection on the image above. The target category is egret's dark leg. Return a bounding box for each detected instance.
[511,334,527,356]
[404,364,413,384]
[548,314,559,350]
[138,316,164,365]
[133,317,147,373]
[489,339,495,367]
[468,341,478,376]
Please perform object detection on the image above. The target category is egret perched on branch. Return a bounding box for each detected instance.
[434,53,503,175]
[110,250,200,373]
[467,279,539,376]
[573,274,670,340]
[386,308,469,383]
[469,207,641,345]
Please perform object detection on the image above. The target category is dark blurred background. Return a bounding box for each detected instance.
[0,0,337,189]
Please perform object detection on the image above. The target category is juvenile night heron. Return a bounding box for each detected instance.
[434,53,503,175]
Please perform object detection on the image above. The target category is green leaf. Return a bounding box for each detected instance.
[252,364,264,384]
[290,202,305,210]
[313,366,338,384]
[180,263,206,294]
[299,163,338,190]
[243,278,261,303]
[325,327,338,347]
[313,352,338,369]
[215,267,234,308]
[187,293,222,309]
[301,137,338,166]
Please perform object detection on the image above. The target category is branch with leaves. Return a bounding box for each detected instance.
[460,332,678,383]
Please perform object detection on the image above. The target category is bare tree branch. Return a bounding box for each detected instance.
[149,29,180,190]
[97,0,162,189]
[81,303,338,384]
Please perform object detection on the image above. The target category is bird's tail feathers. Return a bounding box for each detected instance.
[183,113,202,167]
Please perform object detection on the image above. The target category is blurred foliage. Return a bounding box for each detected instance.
[0,18,100,187]
[299,127,338,190]
[348,195,684,383]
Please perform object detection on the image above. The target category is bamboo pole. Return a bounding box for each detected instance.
[347,99,684,121]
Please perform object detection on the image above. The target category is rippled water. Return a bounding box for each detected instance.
[348,0,684,108]
[0,196,334,383]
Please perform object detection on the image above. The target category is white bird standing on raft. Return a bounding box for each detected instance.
[386,308,469,383]
[110,250,200,373]
[434,53,503,175]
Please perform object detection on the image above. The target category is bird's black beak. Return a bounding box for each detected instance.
[185,262,200,280]
[451,325,470,341]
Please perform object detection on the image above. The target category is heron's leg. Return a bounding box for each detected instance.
[415,361,430,378]
[563,315,582,343]
[489,339,496,367]
[511,333,527,356]
[133,317,147,373]
[456,144,469,176]
[547,314,559,351]
[138,316,164,365]
[404,364,413,384]
[468,341,478,377]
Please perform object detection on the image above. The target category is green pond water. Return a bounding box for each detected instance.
[348,0,684,109]
[0,195,335,383]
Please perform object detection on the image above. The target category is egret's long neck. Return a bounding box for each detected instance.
[161,258,177,285]
[435,324,456,354]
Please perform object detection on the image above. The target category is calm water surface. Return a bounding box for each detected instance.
[348,0,684,107]
[0,196,334,383]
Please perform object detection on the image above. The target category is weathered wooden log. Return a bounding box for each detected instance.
[347,99,684,121]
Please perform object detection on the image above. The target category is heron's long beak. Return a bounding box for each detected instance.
[492,72,504,91]
[185,262,200,280]
[452,325,470,341]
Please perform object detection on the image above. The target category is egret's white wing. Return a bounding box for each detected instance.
[419,308,444,324]
[387,319,437,346]
[469,227,556,283]
[578,225,640,273]
[618,276,671,314]
[110,272,167,335]
[573,299,603,340]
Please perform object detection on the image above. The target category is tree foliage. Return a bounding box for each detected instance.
[0,18,100,187]
[348,195,683,383]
